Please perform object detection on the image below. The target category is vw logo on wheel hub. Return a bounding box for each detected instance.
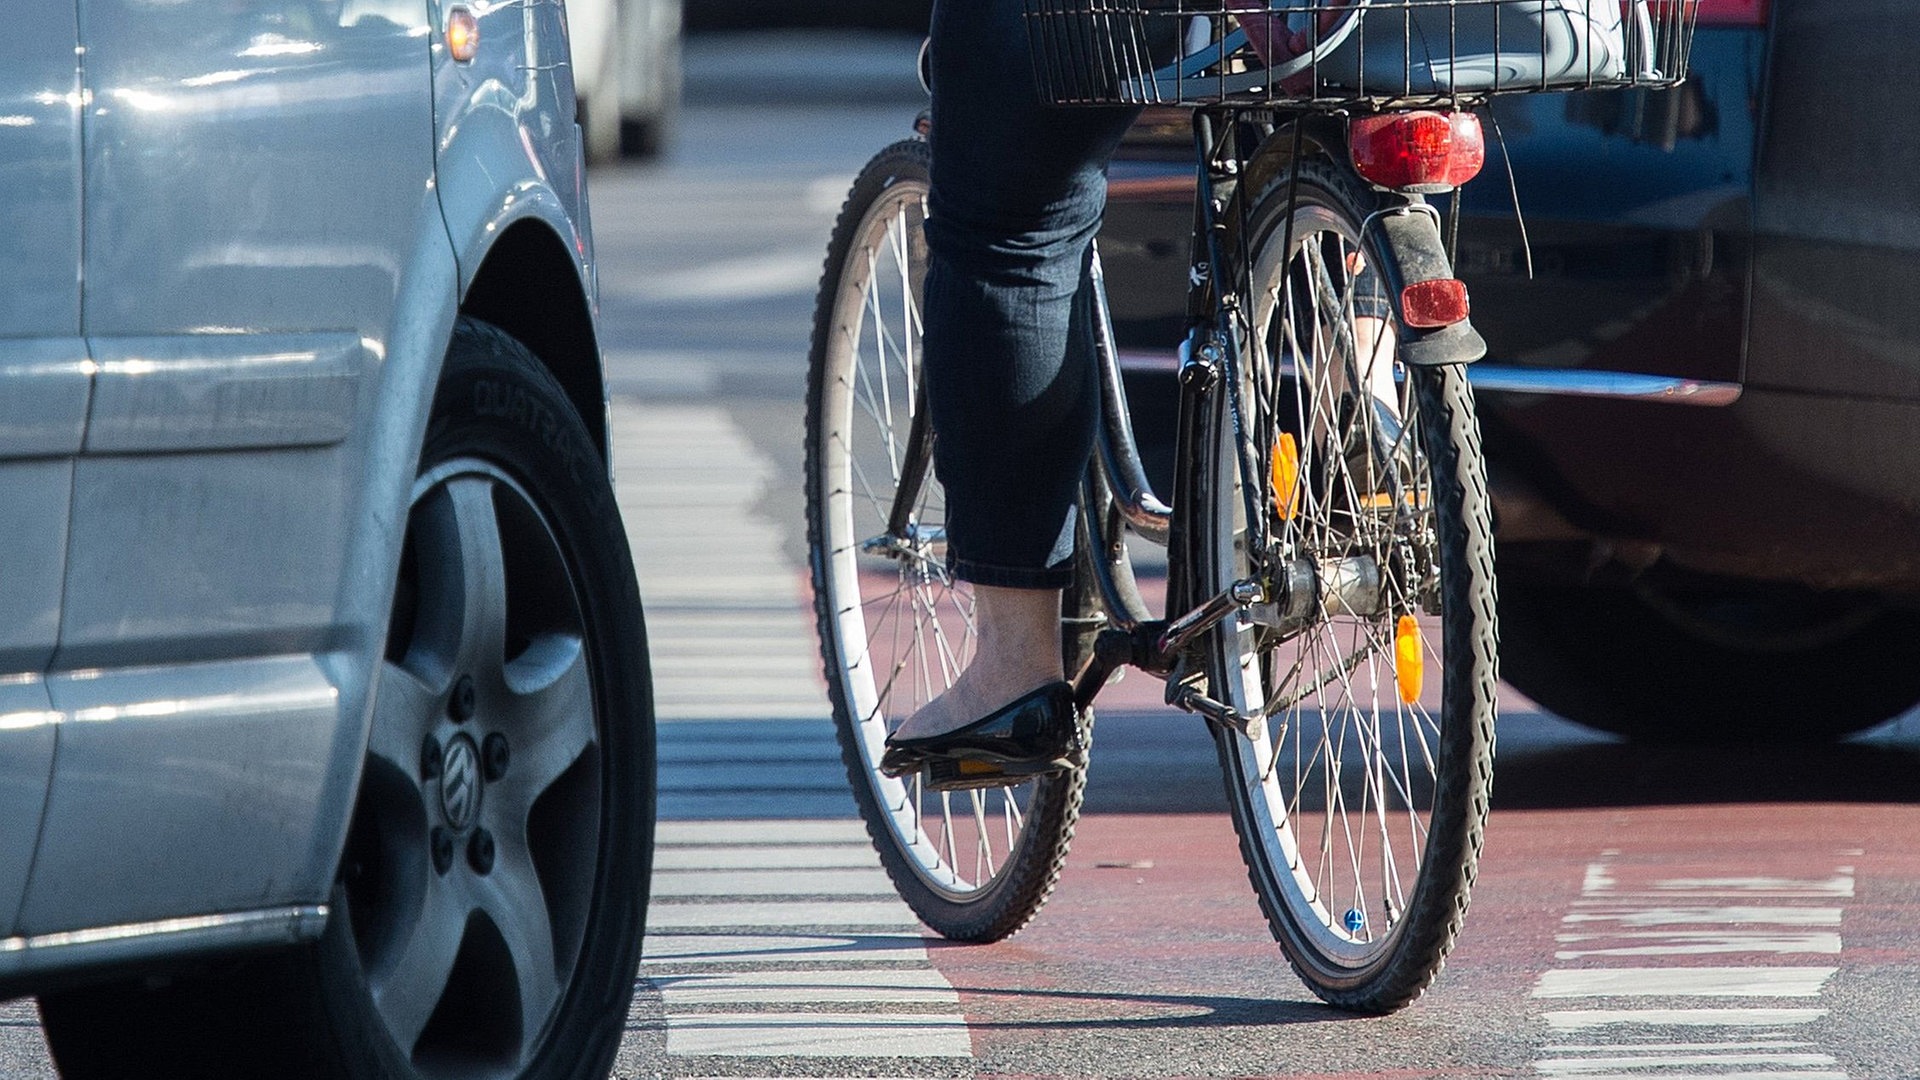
[440,735,482,830]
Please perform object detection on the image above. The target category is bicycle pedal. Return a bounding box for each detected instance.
[922,755,1075,792]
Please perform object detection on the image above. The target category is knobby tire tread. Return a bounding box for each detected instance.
[1207,162,1498,1013]
[802,139,1082,943]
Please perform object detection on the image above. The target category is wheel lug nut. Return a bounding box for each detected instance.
[430,828,455,875]
[467,828,495,875]
[482,733,510,780]
[420,735,443,781]
[448,675,476,723]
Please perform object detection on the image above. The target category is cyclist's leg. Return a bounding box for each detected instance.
[902,0,1138,741]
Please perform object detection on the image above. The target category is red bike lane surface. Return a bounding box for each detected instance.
[917,748,1920,1078]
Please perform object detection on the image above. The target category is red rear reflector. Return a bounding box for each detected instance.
[1401,279,1470,329]
[1348,111,1485,192]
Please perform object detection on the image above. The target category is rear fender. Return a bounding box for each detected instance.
[1240,119,1487,367]
[1371,208,1489,367]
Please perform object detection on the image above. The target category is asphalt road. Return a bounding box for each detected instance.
[6,28,1920,1080]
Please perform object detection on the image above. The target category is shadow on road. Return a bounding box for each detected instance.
[1077,705,1920,816]
[1495,709,1920,810]
[910,974,1358,1030]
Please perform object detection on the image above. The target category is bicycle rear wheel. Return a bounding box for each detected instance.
[1201,161,1498,1012]
[804,139,1084,941]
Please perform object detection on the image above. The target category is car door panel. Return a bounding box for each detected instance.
[62,0,435,674]
[1748,0,1920,400]
[1456,26,1762,387]
[83,333,363,455]
[23,0,439,935]
[16,656,340,937]
[0,5,83,940]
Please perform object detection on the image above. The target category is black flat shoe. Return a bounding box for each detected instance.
[879,681,1083,788]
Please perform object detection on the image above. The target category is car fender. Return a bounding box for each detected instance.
[430,0,608,456]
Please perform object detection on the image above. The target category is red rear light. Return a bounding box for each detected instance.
[1400,279,1470,329]
[1348,111,1485,193]
[1693,0,1767,25]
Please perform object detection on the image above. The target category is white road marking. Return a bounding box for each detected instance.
[614,402,832,724]
[647,900,919,930]
[1542,1009,1830,1031]
[618,404,971,1065]
[664,1013,973,1058]
[657,968,960,1005]
[1534,967,1838,998]
[612,250,825,304]
[1582,861,1618,894]
[651,868,900,897]
[645,933,931,964]
[1537,1053,1841,1076]
[1575,871,1855,900]
[1552,931,1841,959]
[1534,854,1853,1076]
[1563,907,1841,927]
[658,819,874,845]
[654,845,883,870]
[661,762,860,791]
[1545,1040,1811,1052]
[1531,1073,1845,1080]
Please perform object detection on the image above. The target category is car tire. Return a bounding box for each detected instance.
[1499,578,1920,743]
[39,318,654,1080]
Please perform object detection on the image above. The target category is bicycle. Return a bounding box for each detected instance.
[805,0,1698,1012]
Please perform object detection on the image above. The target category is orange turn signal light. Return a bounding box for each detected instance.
[446,6,479,62]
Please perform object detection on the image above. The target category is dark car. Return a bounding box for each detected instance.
[1099,0,1920,742]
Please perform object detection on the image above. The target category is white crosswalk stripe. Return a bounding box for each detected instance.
[1530,851,1850,1079]
[615,402,971,1070]
[614,401,832,722]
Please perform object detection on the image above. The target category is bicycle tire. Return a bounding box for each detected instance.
[1199,160,1498,1012]
[804,139,1084,941]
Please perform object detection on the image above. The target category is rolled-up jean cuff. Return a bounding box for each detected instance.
[1352,294,1394,320]
[950,558,1075,590]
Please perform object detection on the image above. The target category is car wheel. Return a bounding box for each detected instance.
[1499,577,1920,743]
[39,318,654,1080]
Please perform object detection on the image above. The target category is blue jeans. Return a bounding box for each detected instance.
[924,0,1140,589]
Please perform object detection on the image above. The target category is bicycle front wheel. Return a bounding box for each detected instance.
[1201,161,1498,1012]
[804,139,1083,941]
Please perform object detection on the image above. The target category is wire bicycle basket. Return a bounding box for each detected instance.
[1023,0,1701,109]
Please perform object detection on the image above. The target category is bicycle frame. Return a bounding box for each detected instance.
[1071,107,1484,732]
[873,106,1485,738]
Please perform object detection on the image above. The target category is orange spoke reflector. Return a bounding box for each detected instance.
[1394,614,1424,704]
[1271,432,1301,521]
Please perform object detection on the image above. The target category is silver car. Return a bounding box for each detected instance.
[0,3,654,1077]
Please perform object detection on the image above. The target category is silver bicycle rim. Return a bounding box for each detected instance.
[1215,200,1448,967]
[817,175,1042,902]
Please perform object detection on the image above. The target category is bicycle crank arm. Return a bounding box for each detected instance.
[858,524,947,562]
[1155,578,1266,657]
[1168,684,1264,741]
